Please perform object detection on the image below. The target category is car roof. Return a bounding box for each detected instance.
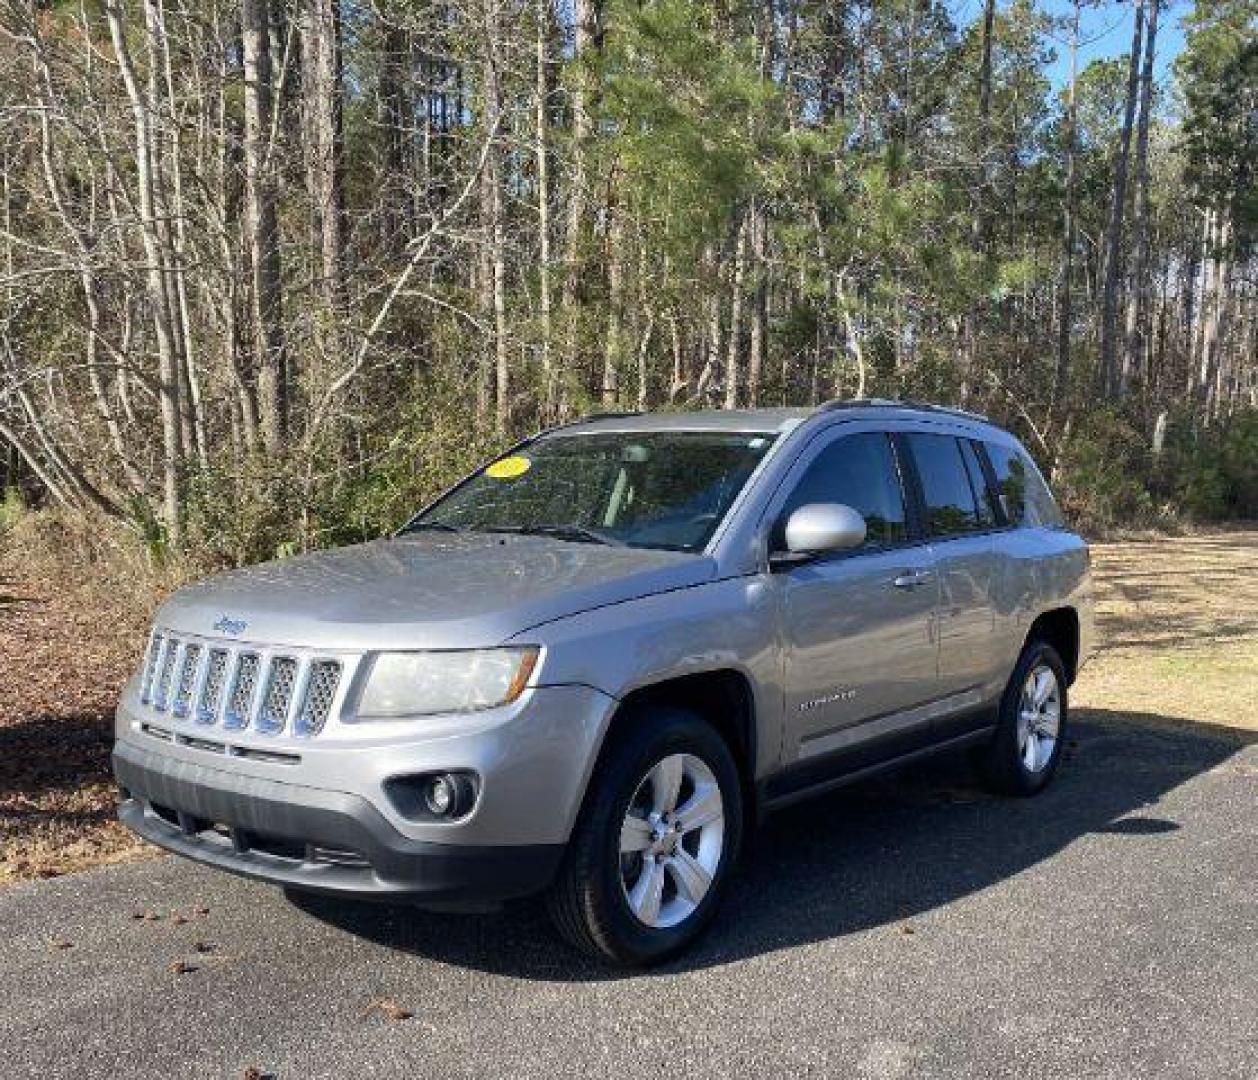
[553,400,1005,439]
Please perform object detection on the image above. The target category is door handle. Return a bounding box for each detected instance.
[891,568,935,589]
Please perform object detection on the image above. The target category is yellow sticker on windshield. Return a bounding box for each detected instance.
[485,455,531,479]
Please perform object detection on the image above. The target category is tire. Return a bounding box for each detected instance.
[978,639,1069,796]
[547,706,743,966]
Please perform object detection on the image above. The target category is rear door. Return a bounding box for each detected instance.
[898,431,1003,731]
[771,429,941,765]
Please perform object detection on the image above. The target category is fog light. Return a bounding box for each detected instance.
[386,771,479,821]
[425,775,454,816]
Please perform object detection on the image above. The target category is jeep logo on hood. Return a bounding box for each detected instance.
[212,615,248,636]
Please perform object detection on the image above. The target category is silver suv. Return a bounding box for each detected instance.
[114,401,1093,965]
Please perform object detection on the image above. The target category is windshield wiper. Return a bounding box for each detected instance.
[402,520,464,534]
[486,523,625,546]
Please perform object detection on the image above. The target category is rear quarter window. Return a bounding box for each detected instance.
[985,443,1064,528]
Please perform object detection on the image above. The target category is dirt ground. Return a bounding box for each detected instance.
[1075,532,1258,734]
[1,529,1255,886]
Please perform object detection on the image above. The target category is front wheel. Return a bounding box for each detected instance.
[978,640,1069,796]
[547,707,742,966]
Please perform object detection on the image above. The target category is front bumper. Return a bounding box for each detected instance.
[113,739,563,905]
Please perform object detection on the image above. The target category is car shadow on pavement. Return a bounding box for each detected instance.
[287,707,1255,981]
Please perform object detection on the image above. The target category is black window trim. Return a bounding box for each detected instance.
[895,431,1016,543]
[972,439,1015,530]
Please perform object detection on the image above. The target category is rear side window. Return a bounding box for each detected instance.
[985,443,1065,528]
[781,432,908,548]
[903,433,981,536]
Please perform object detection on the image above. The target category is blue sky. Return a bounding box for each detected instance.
[949,0,1188,89]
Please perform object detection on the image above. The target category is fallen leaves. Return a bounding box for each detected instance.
[0,554,162,884]
[362,997,415,1022]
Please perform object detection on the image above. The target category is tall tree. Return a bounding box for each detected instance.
[1098,0,1146,397]
[241,0,288,446]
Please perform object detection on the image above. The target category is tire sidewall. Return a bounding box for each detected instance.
[998,641,1069,794]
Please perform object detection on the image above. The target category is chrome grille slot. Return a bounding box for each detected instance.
[152,638,179,711]
[198,648,229,724]
[172,644,202,719]
[296,660,342,737]
[140,633,164,704]
[257,657,298,733]
[225,653,261,729]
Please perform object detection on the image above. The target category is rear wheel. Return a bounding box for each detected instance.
[979,640,1068,796]
[547,707,742,966]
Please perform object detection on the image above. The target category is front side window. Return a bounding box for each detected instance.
[985,443,1065,528]
[904,433,981,536]
[779,432,908,548]
[409,430,776,552]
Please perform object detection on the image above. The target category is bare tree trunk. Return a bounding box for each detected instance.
[1098,0,1145,398]
[1121,0,1159,398]
[242,0,288,448]
[747,200,768,407]
[104,0,184,538]
[560,0,602,398]
[602,190,624,405]
[971,0,996,251]
[301,0,345,362]
[1054,0,1080,414]
[481,0,509,432]
[724,213,749,409]
[535,0,555,418]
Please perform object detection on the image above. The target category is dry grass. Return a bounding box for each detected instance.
[1074,531,1258,734]
[0,515,1254,886]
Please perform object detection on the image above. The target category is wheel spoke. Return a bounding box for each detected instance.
[674,784,722,834]
[620,814,653,854]
[1022,731,1038,771]
[667,848,712,905]
[1033,669,1055,707]
[628,858,665,925]
[650,755,684,815]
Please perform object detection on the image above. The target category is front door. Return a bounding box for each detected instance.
[772,431,941,764]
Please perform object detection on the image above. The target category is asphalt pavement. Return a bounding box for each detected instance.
[3,708,1255,1079]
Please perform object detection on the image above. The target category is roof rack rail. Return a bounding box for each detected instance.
[577,411,644,423]
[817,398,990,423]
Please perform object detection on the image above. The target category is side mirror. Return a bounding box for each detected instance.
[776,503,867,564]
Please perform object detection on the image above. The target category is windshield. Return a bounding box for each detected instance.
[407,430,777,551]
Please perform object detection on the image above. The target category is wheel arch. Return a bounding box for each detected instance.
[1026,607,1081,684]
[592,669,759,826]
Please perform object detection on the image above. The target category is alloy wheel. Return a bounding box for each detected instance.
[618,753,725,929]
[1017,663,1061,774]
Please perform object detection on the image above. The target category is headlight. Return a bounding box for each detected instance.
[354,647,540,719]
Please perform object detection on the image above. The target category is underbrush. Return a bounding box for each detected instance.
[0,506,190,646]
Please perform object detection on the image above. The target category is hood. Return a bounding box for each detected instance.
[156,532,713,650]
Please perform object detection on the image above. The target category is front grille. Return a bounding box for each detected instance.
[139,631,343,739]
[225,653,261,730]
[257,657,298,733]
[297,660,341,736]
[152,638,179,711]
[140,634,163,704]
[198,649,229,724]
[172,644,202,718]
